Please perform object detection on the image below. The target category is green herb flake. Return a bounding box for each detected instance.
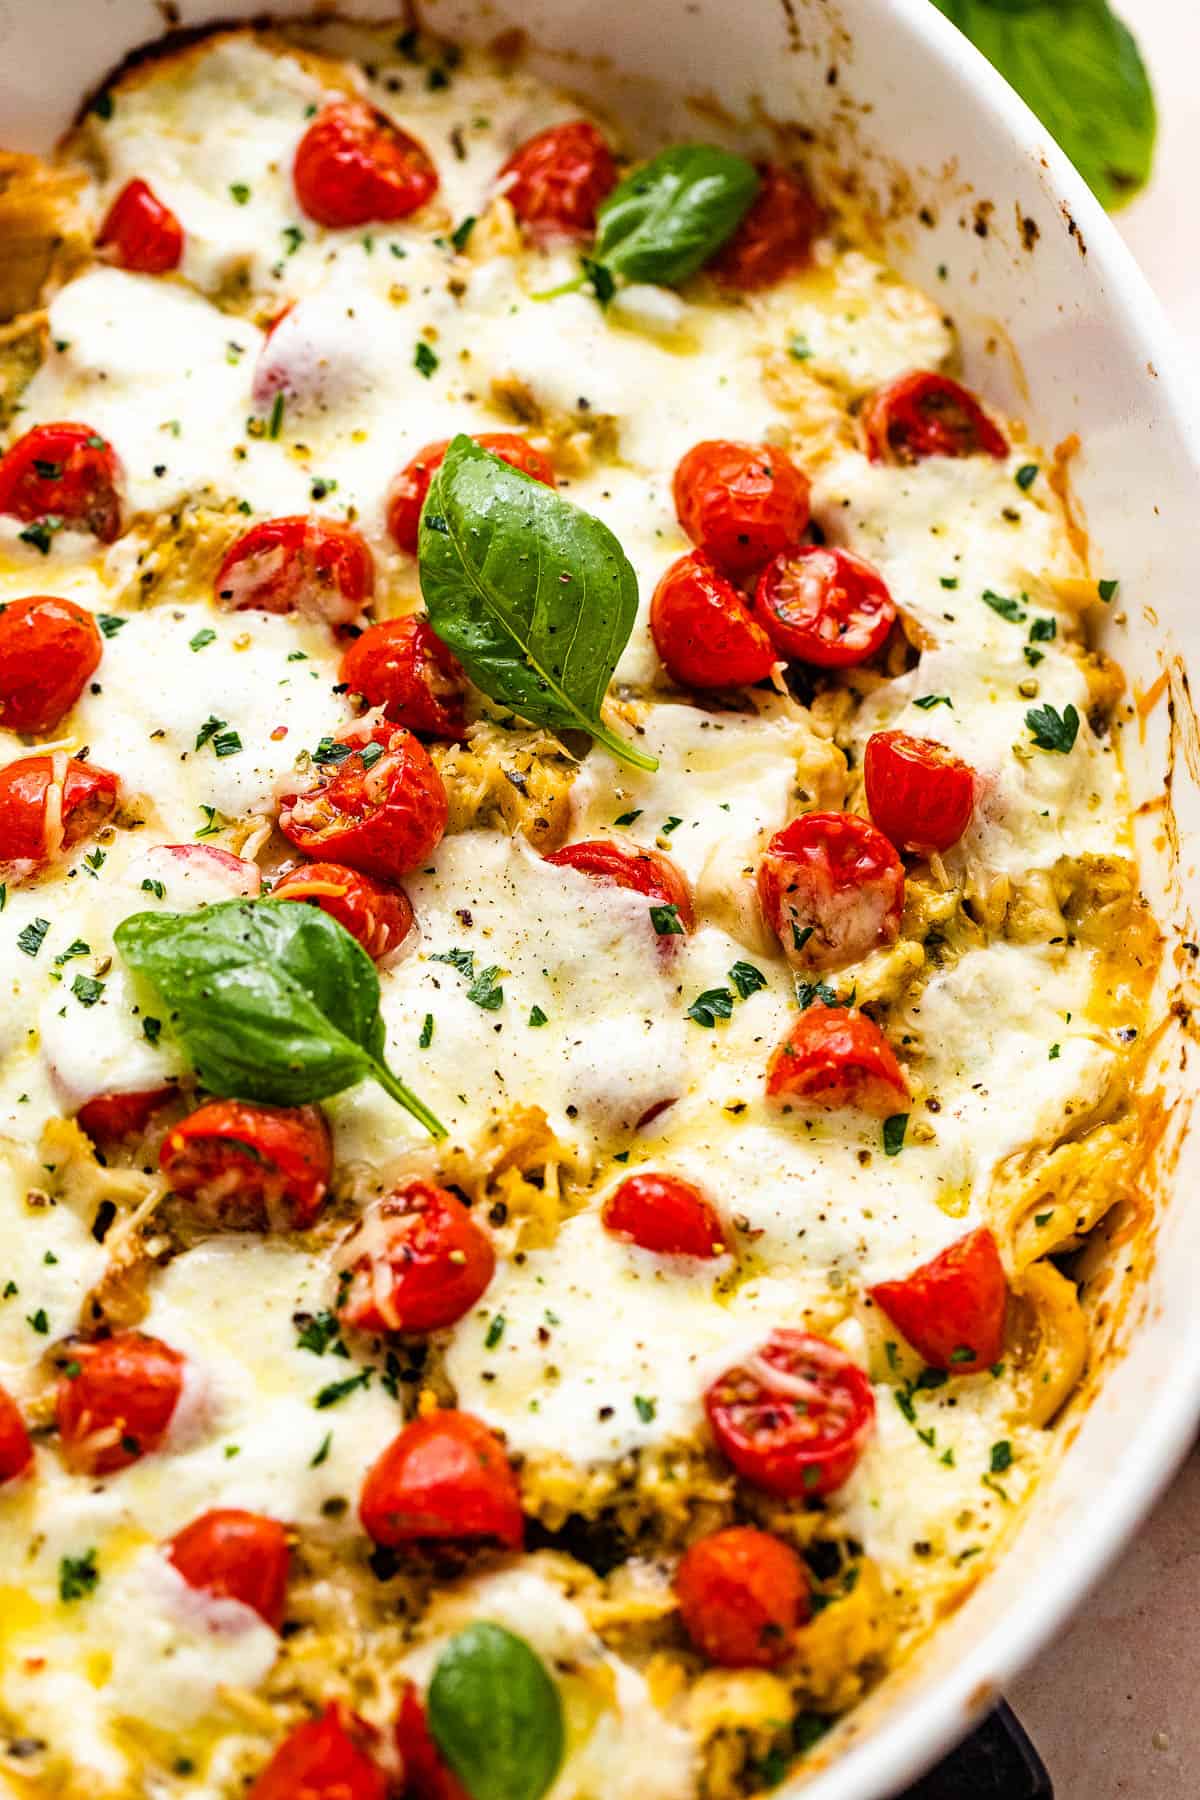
[466,965,505,1011]
[268,392,285,439]
[189,627,217,652]
[414,341,439,379]
[59,1549,100,1602]
[431,947,475,977]
[1098,577,1119,601]
[661,815,683,834]
[939,575,959,589]
[913,693,952,711]
[528,1005,549,1028]
[419,1012,435,1049]
[71,974,105,1008]
[1048,1042,1061,1060]
[96,613,126,638]
[795,978,841,1012]
[649,902,684,937]
[297,1311,343,1357]
[990,1440,1013,1474]
[142,1016,162,1045]
[230,183,251,205]
[633,1395,656,1424]
[195,806,229,839]
[1025,701,1079,753]
[17,918,50,958]
[27,1308,49,1334]
[53,938,90,966]
[686,987,735,1028]
[485,1314,506,1350]
[729,961,768,999]
[212,729,242,759]
[787,334,812,361]
[310,1431,332,1467]
[614,809,642,825]
[314,1369,371,1409]
[1029,616,1057,643]
[981,587,1026,623]
[282,224,305,255]
[19,518,62,555]
[451,215,477,252]
[882,1112,908,1156]
[1014,463,1039,490]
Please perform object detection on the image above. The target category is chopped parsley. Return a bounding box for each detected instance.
[1048,1042,1061,1060]
[195,716,225,750]
[296,1311,344,1357]
[213,729,242,758]
[196,805,229,838]
[939,575,959,589]
[141,878,165,900]
[189,627,216,652]
[1014,463,1039,490]
[990,1440,1013,1474]
[686,987,735,1028]
[450,215,477,252]
[59,1549,99,1602]
[314,1369,370,1409]
[19,518,62,555]
[981,587,1026,623]
[310,1432,332,1468]
[1098,577,1119,602]
[414,341,439,379]
[268,392,285,439]
[430,947,474,976]
[633,1395,657,1424]
[1029,616,1057,643]
[649,902,684,936]
[53,939,90,965]
[913,693,952,710]
[729,961,768,999]
[787,334,812,360]
[465,964,505,1011]
[16,918,50,958]
[282,224,305,255]
[528,1005,549,1028]
[660,815,683,835]
[1025,701,1079,753]
[614,809,642,826]
[142,1017,162,1045]
[229,182,251,205]
[26,1308,48,1334]
[419,1013,435,1049]
[882,1112,908,1156]
[485,1314,506,1349]
[96,613,126,638]
[795,978,844,1011]
[71,974,105,1008]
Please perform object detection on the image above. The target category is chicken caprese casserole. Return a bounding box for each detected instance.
[0,18,1160,1800]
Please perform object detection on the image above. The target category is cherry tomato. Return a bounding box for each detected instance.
[753,545,895,668]
[272,861,414,960]
[705,1329,875,1498]
[651,552,776,689]
[602,1172,726,1258]
[861,371,1009,464]
[0,423,123,544]
[167,1508,290,1630]
[0,755,119,873]
[77,1087,175,1144]
[214,517,374,628]
[249,1706,390,1800]
[160,1100,332,1231]
[395,1680,471,1800]
[279,724,447,882]
[142,842,262,898]
[766,1003,909,1116]
[340,617,466,739]
[757,812,904,973]
[0,1385,33,1485]
[387,434,556,555]
[545,838,695,933]
[56,1331,185,1475]
[359,1410,523,1550]
[675,1527,810,1667]
[0,595,102,735]
[870,1227,1008,1374]
[335,1179,495,1334]
[709,164,823,290]
[863,730,976,855]
[97,178,183,275]
[673,440,810,581]
[294,101,438,228]
[498,120,616,242]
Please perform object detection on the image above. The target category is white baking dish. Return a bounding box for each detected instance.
[1,1,1197,1794]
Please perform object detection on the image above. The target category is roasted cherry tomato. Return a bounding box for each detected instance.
[602,1172,726,1259]
[160,1100,333,1231]
[141,842,262,898]
[673,440,810,580]
[766,1003,909,1116]
[359,1410,523,1550]
[294,101,438,228]
[279,723,447,882]
[863,729,976,855]
[387,434,556,555]
[498,120,616,242]
[0,755,119,873]
[651,552,776,689]
[753,545,895,668]
[0,1385,33,1485]
[0,423,123,544]
[77,1086,175,1144]
[335,1179,495,1334]
[167,1508,290,1629]
[861,371,1009,464]
[249,1706,390,1800]
[757,812,904,973]
[675,1526,810,1667]
[56,1331,185,1475]
[214,517,374,628]
[709,163,822,290]
[272,861,414,960]
[97,178,184,275]
[395,1680,471,1800]
[870,1227,1008,1375]
[340,617,466,739]
[545,838,695,933]
[0,595,102,734]
[705,1329,875,1498]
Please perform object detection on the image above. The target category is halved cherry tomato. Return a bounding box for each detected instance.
[141,842,262,898]
[56,1331,185,1475]
[294,101,438,228]
[709,164,823,290]
[279,724,447,882]
[214,517,374,628]
[340,617,466,739]
[602,1172,726,1258]
[387,434,556,555]
[0,423,123,544]
[0,755,119,873]
[545,838,695,933]
[97,178,183,275]
[335,1179,495,1334]
[249,1706,390,1800]
[757,812,904,973]
[675,1526,809,1667]
[272,861,414,960]
[864,729,976,855]
[0,1385,33,1485]
[870,1227,1008,1375]
[0,596,102,734]
[359,1410,523,1550]
[498,120,616,243]
[160,1100,332,1231]
[705,1329,875,1498]
[766,1003,909,1116]
[651,552,775,689]
[395,1680,470,1800]
[77,1087,175,1144]
[167,1508,290,1630]
[673,440,810,580]
[861,371,1009,465]
[753,545,895,668]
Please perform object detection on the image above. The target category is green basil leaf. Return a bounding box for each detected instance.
[419,435,656,770]
[591,144,759,286]
[428,1622,564,1800]
[113,900,444,1137]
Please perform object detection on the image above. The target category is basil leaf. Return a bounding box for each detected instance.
[420,435,656,770]
[428,1622,564,1800]
[114,900,444,1137]
[591,144,759,286]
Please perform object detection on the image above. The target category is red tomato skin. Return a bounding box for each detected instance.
[294,101,438,227]
[756,812,904,973]
[673,441,810,580]
[160,1100,333,1231]
[387,434,556,555]
[709,164,823,290]
[56,1332,185,1475]
[0,596,102,734]
[77,1087,175,1143]
[705,1329,875,1499]
[498,120,616,242]
[335,1179,495,1334]
[766,1004,909,1117]
[395,1681,471,1800]
[863,730,976,855]
[870,1227,1008,1374]
[340,617,466,739]
[650,552,776,689]
[279,724,447,882]
[272,861,414,960]
[214,517,375,628]
[167,1509,290,1630]
[0,1385,33,1485]
[97,178,183,274]
[545,839,695,933]
[0,755,119,872]
[0,423,123,544]
[359,1410,523,1550]
[675,1527,810,1667]
[249,1706,390,1800]
[144,843,262,897]
[753,545,896,668]
[861,371,1009,465]
[603,1172,726,1259]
